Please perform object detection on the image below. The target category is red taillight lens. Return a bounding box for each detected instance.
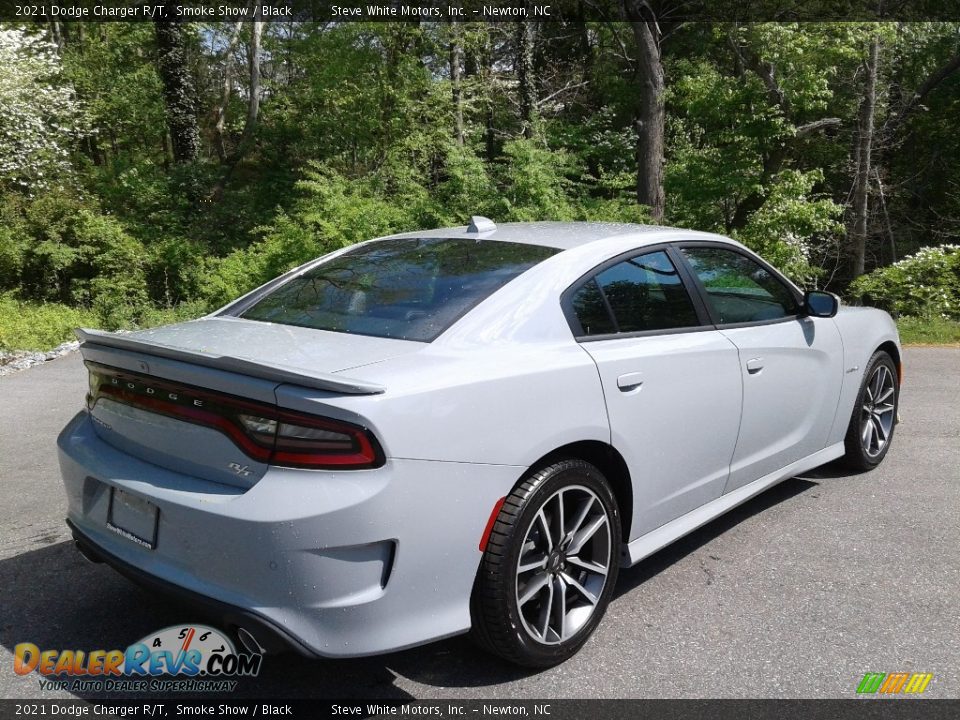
[271,413,381,467]
[87,363,383,470]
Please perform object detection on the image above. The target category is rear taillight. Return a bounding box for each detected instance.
[87,363,382,469]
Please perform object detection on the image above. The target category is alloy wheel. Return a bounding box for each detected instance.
[514,485,612,645]
[860,364,896,458]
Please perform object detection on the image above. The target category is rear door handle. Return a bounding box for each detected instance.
[616,372,644,392]
[746,358,764,374]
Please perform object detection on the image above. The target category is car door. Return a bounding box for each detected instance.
[564,247,743,540]
[677,244,844,493]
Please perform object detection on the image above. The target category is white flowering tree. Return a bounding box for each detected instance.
[0,26,87,191]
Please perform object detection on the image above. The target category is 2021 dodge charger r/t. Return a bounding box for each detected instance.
[59,219,901,667]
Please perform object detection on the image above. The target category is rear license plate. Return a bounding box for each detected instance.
[107,487,158,550]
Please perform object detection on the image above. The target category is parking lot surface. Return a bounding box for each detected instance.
[1,348,957,699]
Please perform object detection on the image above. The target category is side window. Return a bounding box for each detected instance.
[571,250,700,335]
[571,279,616,336]
[680,247,798,324]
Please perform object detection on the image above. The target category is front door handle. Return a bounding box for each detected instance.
[616,372,644,392]
[746,357,764,374]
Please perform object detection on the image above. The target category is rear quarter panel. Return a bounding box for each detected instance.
[278,341,609,467]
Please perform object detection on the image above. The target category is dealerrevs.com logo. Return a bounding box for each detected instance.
[14,625,262,693]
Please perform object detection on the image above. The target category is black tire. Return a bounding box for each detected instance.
[470,459,621,667]
[842,350,900,471]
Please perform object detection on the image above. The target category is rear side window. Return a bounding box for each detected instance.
[571,279,617,336]
[570,250,700,336]
[680,247,798,324]
[240,238,559,342]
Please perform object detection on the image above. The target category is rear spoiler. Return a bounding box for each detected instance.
[75,328,385,396]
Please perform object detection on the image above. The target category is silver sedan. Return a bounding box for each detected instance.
[59,219,901,666]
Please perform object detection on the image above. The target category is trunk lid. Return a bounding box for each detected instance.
[124,316,423,378]
[78,319,421,488]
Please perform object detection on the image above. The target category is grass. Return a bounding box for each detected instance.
[0,295,97,352]
[896,316,960,346]
[0,295,208,353]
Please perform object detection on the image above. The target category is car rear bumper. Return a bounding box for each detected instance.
[57,411,523,657]
[68,518,311,656]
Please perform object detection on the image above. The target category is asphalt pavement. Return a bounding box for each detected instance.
[1,348,957,699]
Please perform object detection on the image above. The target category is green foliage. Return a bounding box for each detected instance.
[428,143,498,225]
[0,293,208,351]
[733,169,844,284]
[666,57,785,232]
[0,293,95,351]
[201,162,419,306]
[664,27,853,285]
[493,140,577,222]
[61,23,166,164]
[134,299,209,329]
[2,20,959,350]
[849,245,960,319]
[0,192,149,318]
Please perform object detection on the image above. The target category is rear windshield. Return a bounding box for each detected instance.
[239,237,559,341]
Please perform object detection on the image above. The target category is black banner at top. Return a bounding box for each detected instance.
[3,0,960,23]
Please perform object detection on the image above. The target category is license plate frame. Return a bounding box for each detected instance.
[107,487,159,550]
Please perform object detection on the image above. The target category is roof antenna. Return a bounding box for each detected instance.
[467,216,496,234]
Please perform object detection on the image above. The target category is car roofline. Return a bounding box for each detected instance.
[373,221,741,252]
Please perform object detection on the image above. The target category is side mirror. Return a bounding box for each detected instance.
[803,290,840,318]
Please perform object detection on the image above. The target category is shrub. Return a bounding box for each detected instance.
[848,245,960,319]
[135,300,209,329]
[427,143,497,226]
[493,139,577,222]
[731,170,844,286]
[200,163,418,307]
[0,192,149,316]
[0,293,95,351]
[0,293,209,352]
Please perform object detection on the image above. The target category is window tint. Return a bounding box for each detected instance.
[240,238,558,341]
[572,250,700,335]
[680,247,798,324]
[571,279,616,335]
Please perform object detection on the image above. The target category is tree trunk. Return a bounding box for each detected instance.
[516,19,536,138]
[482,24,496,162]
[449,22,464,146]
[624,2,665,222]
[48,20,63,50]
[239,20,263,153]
[211,18,263,199]
[213,19,246,163]
[850,36,879,279]
[154,7,201,165]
